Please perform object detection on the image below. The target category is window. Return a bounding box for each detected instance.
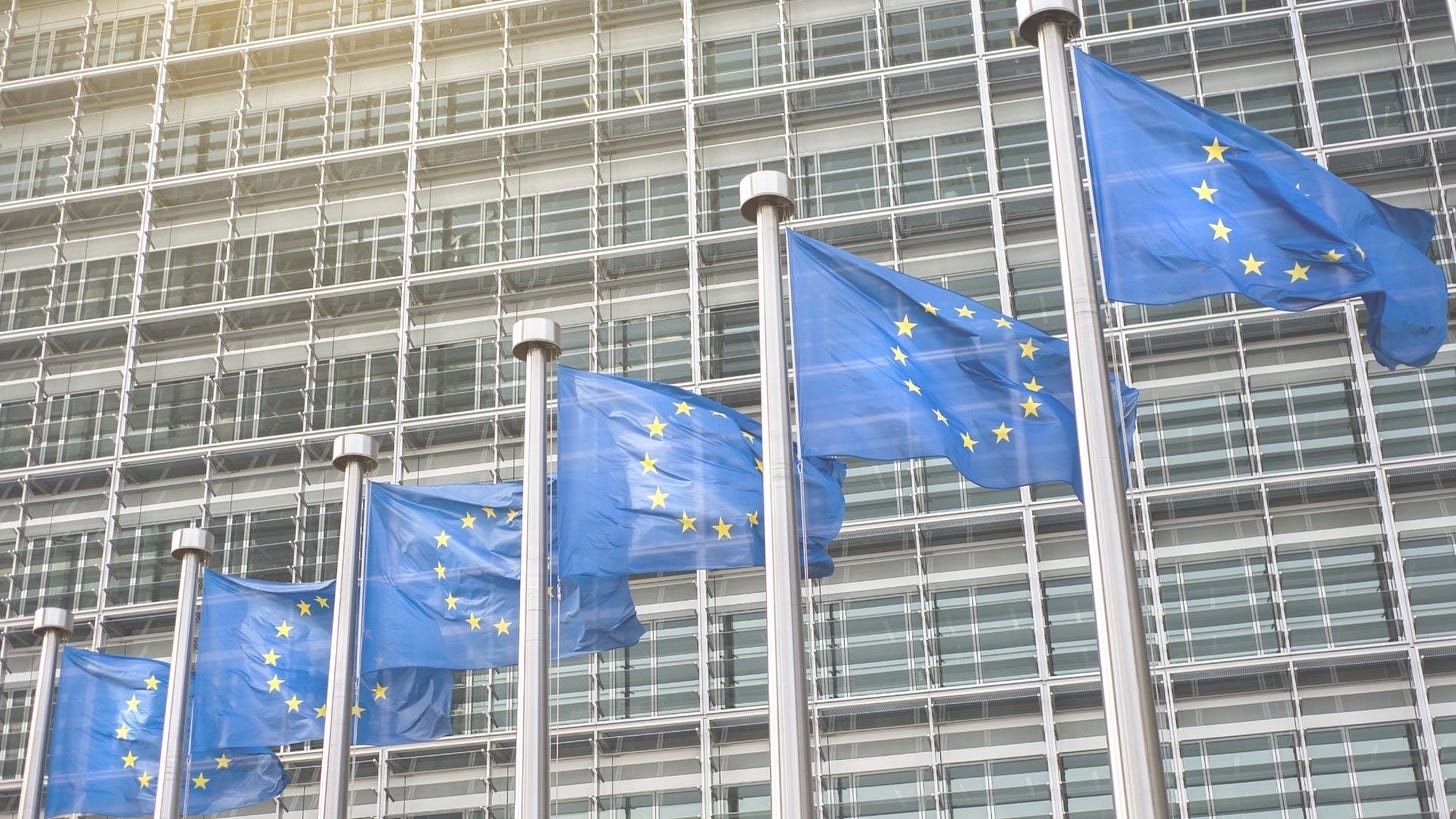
[709,610,766,709]
[142,243,220,310]
[414,204,494,272]
[796,146,889,217]
[228,230,317,298]
[1250,379,1365,473]
[1399,534,1456,637]
[1306,723,1430,817]
[1279,543,1396,650]
[994,122,1051,189]
[158,116,231,177]
[600,616,698,718]
[310,352,398,430]
[944,757,1053,817]
[90,13,164,67]
[1159,553,1280,662]
[0,400,32,469]
[0,268,51,330]
[931,581,1038,685]
[211,508,300,580]
[605,175,689,247]
[10,531,104,617]
[896,131,989,205]
[170,2,242,53]
[1043,575,1097,675]
[1368,365,1456,459]
[330,89,411,151]
[607,47,686,109]
[1314,70,1416,144]
[792,15,878,80]
[1205,84,1308,148]
[885,2,974,66]
[815,593,926,698]
[422,76,503,137]
[597,312,692,384]
[35,389,121,465]
[125,376,209,452]
[704,303,759,379]
[699,30,783,94]
[74,130,150,191]
[1137,391,1254,486]
[411,340,498,417]
[54,258,134,323]
[215,365,307,442]
[1180,733,1304,818]
[321,216,405,285]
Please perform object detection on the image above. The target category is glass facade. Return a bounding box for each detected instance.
[0,0,1452,815]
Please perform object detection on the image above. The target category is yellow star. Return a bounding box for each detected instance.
[115,724,131,740]
[955,305,974,318]
[1020,397,1043,417]
[894,315,917,336]
[639,453,658,473]
[351,704,366,718]
[285,695,303,712]
[262,648,281,666]
[144,675,160,690]
[434,562,447,579]
[371,683,388,701]
[645,416,667,437]
[192,772,210,789]
[297,600,312,616]
[678,511,697,532]
[673,400,693,416]
[994,317,1013,329]
[891,346,909,365]
[960,432,978,452]
[903,379,921,395]
[315,595,329,609]
[1192,179,1217,201]
[648,487,669,509]
[214,753,231,769]
[1023,377,1043,392]
[138,771,152,788]
[992,423,1013,442]
[314,704,328,718]
[712,517,733,540]
[1239,254,1265,275]
[1209,219,1232,242]
[267,675,284,692]
[494,618,511,636]
[1285,262,1310,282]
[1322,248,1345,262]
[1354,243,1365,260]
[747,511,760,526]
[741,430,755,441]
[275,621,293,638]
[1203,137,1229,162]
[445,592,459,610]
[920,301,938,315]
[460,512,476,529]
[122,751,139,768]
[434,530,450,548]
[467,612,482,630]
[1018,339,1038,360]
[755,457,763,473]
[125,694,140,712]
[482,506,497,518]
[506,508,519,523]
[932,409,949,425]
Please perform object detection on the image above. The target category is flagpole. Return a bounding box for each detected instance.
[155,528,213,819]
[1016,3,1168,817]
[740,171,815,816]
[318,433,379,819]
[17,606,72,819]
[512,317,561,819]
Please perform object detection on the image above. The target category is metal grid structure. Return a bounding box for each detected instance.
[0,0,1453,815]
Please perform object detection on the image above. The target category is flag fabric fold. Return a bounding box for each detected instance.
[44,648,287,818]
[786,229,1138,498]
[361,481,646,673]
[555,366,847,579]
[1073,49,1447,369]
[190,571,452,750]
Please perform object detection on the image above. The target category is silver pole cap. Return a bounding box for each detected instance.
[511,317,562,362]
[32,607,72,637]
[170,527,214,562]
[332,433,380,472]
[1016,0,1081,44]
[738,171,795,223]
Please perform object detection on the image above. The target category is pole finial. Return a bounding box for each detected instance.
[511,317,562,362]
[739,170,795,224]
[1016,0,1081,45]
[170,527,214,562]
[332,433,379,472]
[32,606,72,637]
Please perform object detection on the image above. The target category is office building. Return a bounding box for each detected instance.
[0,0,1453,815]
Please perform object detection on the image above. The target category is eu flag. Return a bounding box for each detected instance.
[45,648,287,818]
[787,230,1138,498]
[555,366,847,578]
[361,481,646,673]
[1074,49,1447,369]
[190,571,451,749]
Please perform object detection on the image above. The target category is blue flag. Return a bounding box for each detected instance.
[361,481,646,673]
[1074,49,1447,369]
[45,648,287,818]
[190,571,452,749]
[555,366,847,578]
[786,230,1138,498]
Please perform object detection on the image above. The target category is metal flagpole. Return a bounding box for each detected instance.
[155,528,213,819]
[512,317,561,819]
[1015,3,1169,817]
[739,170,815,817]
[17,606,72,819]
[318,433,379,819]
